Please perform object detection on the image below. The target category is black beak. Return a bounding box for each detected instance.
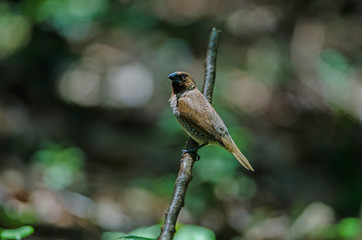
[168,72,179,82]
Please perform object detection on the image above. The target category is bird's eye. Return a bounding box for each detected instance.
[181,73,186,80]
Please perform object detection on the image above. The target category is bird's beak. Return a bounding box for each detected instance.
[168,72,180,83]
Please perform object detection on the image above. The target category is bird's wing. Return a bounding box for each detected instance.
[177,90,227,145]
[177,89,254,171]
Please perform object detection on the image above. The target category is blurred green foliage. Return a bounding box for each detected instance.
[0,3,31,59]
[337,218,361,239]
[0,225,34,240]
[0,0,361,239]
[31,144,84,189]
[23,0,108,40]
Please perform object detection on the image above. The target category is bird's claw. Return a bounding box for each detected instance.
[182,149,201,160]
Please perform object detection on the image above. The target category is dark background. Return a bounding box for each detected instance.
[0,0,361,239]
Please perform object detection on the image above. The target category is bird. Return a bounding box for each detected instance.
[168,71,254,171]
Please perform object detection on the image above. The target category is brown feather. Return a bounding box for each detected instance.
[177,89,224,145]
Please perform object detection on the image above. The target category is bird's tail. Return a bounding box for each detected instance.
[232,148,254,172]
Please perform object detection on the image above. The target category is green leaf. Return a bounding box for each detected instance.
[0,225,34,239]
[119,236,156,240]
[127,224,161,239]
[174,225,216,240]
[102,225,160,240]
[102,231,127,240]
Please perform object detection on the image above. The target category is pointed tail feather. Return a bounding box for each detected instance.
[232,149,254,172]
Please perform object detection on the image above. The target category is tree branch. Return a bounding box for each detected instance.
[158,28,221,240]
[203,28,221,103]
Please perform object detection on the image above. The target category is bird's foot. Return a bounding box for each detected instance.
[182,143,208,160]
[182,149,201,160]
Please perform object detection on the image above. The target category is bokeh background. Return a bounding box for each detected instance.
[0,0,361,239]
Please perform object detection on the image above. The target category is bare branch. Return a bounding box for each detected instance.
[203,27,221,104]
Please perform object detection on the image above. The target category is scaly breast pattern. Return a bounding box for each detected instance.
[170,92,215,144]
[176,116,214,144]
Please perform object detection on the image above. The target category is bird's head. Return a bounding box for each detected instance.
[168,71,196,94]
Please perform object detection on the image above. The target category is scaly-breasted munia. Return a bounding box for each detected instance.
[168,71,254,171]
